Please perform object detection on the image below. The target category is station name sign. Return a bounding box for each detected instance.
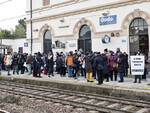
[100,15,117,25]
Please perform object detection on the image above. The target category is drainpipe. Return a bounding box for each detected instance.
[30,0,33,54]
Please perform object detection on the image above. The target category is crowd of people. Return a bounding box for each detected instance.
[0,48,149,85]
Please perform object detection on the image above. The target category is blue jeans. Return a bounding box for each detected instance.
[0,63,2,70]
[13,65,18,74]
[67,66,72,77]
[27,64,31,74]
[119,72,124,82]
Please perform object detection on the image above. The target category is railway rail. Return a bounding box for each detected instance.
[0,80,149,113]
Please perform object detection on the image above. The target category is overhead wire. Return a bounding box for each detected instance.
[0,0,12,5]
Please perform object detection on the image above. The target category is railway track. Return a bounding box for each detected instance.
[0,81,150,113]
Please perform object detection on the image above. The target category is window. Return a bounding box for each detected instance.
[44,30,52,40]
[43,0,50,6]
[129,18,149,56]
[78,25,92,52]
[43,30,52,54]
[129,18,148,36]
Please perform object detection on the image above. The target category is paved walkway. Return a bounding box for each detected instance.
[0,70,150,92]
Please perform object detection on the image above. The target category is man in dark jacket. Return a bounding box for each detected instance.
[12,54,19,75]
[94,52,104,85]
[123,52,128,77]
[45,52,54,77]
[33,52,43,77]
[102,53,110,82]
[118,52,125,82]
[73,55,80,79]
[91,52,97,79]
[18,54,25,74]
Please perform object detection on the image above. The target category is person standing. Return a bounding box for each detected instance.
[80,54,86,77]
[134,51,143,83]
[59,53,66,77]
[18,54,25,74]
[108,51,118,81]
[3,55,7,70]
[102,53,110,82]
[0,54,3,75]
[85,53,93,82]
[123,52,129,77]
[65,52,73,77]
[94,52,104,85]
[115,48,120,57]
[118,52,125,82]
[33,52,43,77]
[108,52,118,81]
[72,55,80,79]
[6,53,12,75]
[91,52,97,79]
[12,54,19,75]
[46,52,54,77]
[26,54,33,75]
[146,52,150,78]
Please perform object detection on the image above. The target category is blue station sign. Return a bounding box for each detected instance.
[100,15,117,25]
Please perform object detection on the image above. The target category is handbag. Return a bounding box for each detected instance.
[113,63,118,68]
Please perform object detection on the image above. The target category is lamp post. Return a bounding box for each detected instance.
[30,0,33,54]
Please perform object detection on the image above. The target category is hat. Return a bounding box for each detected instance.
[104,48,108,52]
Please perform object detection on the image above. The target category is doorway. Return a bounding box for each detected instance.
[43,30,52,54]
[129,18,149,56]
[78,25,92,52]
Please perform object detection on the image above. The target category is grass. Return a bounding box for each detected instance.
[0,96,21,105]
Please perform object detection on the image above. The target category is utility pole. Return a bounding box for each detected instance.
[30,0,33,54]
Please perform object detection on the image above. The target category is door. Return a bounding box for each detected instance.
[129,18,149,56]
[78,25,92,52]
[43,30,52,54]
[139,35,149,56]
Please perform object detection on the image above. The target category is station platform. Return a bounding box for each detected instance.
[0,71,150,101]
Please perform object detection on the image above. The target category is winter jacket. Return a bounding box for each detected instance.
[26,55,33,64]
[118,55,125,73]
[66,56,73,66]
[73,56,80,68]
[108,55,118,70]
[12,55,19,66]
[46,56,54,68]
[6,55,12,66]
[4,56,7,65]
[102,54,109,75]
[146,57,150,71]
[124,54,129,69]
[85,56,92,73]
[94,55,104,71]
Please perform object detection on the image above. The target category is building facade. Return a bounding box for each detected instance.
[2,38,29,54]
[26,0,150,55]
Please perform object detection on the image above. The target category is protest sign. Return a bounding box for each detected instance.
[130,56,145,75]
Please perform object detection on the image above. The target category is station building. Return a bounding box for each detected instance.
[26,0,150,55]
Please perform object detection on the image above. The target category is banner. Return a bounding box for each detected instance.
[130,56,145,75]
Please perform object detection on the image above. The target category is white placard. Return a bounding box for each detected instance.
[130,56,145,75]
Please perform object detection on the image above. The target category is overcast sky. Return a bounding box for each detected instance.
[0,0,26,30]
